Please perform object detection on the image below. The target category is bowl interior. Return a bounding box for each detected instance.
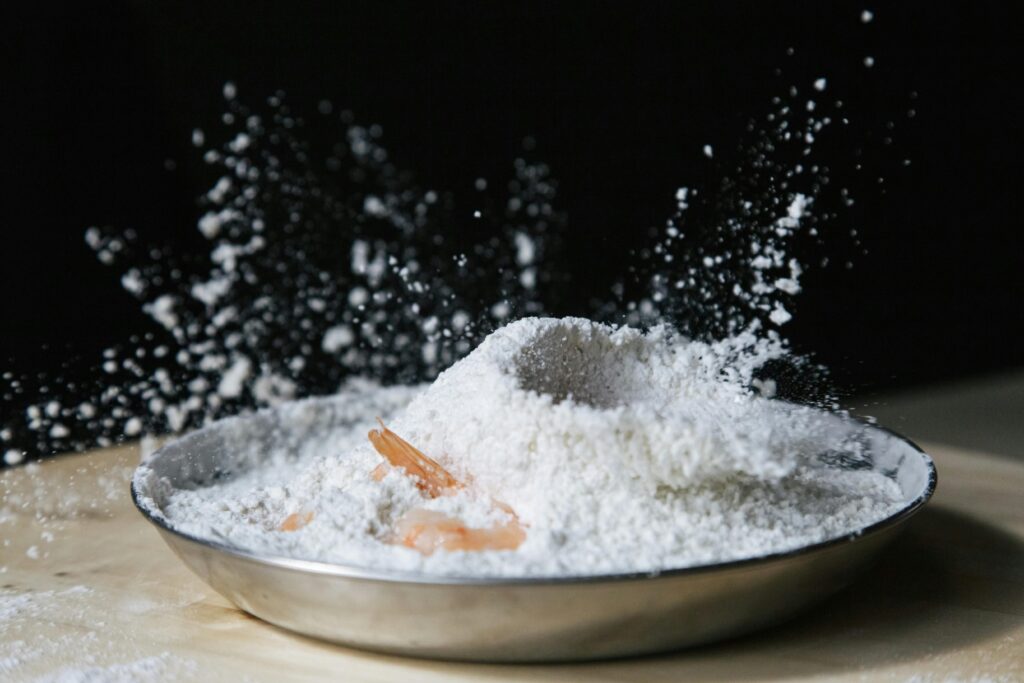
[133,394,935,572]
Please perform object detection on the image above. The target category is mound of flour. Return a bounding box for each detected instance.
[157,317,905,577]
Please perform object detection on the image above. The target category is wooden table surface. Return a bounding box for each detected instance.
[2,440,1022,682]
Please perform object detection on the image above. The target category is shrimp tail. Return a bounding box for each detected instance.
[368,419,461,497]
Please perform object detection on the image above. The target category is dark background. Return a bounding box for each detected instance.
[2,1,1021,402]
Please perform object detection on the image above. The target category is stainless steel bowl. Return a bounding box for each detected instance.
[131,395,936,662]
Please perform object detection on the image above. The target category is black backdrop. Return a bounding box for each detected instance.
[2,1,1021,399]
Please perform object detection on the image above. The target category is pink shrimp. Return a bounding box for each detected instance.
[367,419,525,555]
[367,419,461,497]
[278,510,314,532]
[393,508,526,555]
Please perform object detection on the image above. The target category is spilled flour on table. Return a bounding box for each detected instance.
[31,653,195,683]
[143,317,906,578]
[0,457,206,681]
[0,585,197,681]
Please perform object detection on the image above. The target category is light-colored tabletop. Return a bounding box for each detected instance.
[2,376,1023,681]
[858,369,1024,461]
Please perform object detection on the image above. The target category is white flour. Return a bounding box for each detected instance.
[0,585,197,682]
[32,653,192,683]
[151,317,905,578]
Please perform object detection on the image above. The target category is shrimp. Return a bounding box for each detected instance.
[368,419,525,555]
[367,419,460,497]
[394,508,526,555]
[278,510,314,532]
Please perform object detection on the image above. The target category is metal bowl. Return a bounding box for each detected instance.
[131,395,936,662]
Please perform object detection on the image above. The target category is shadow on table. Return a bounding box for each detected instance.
[357,505,1023,681]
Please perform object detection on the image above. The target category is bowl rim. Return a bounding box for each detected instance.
[130,401,937,587]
